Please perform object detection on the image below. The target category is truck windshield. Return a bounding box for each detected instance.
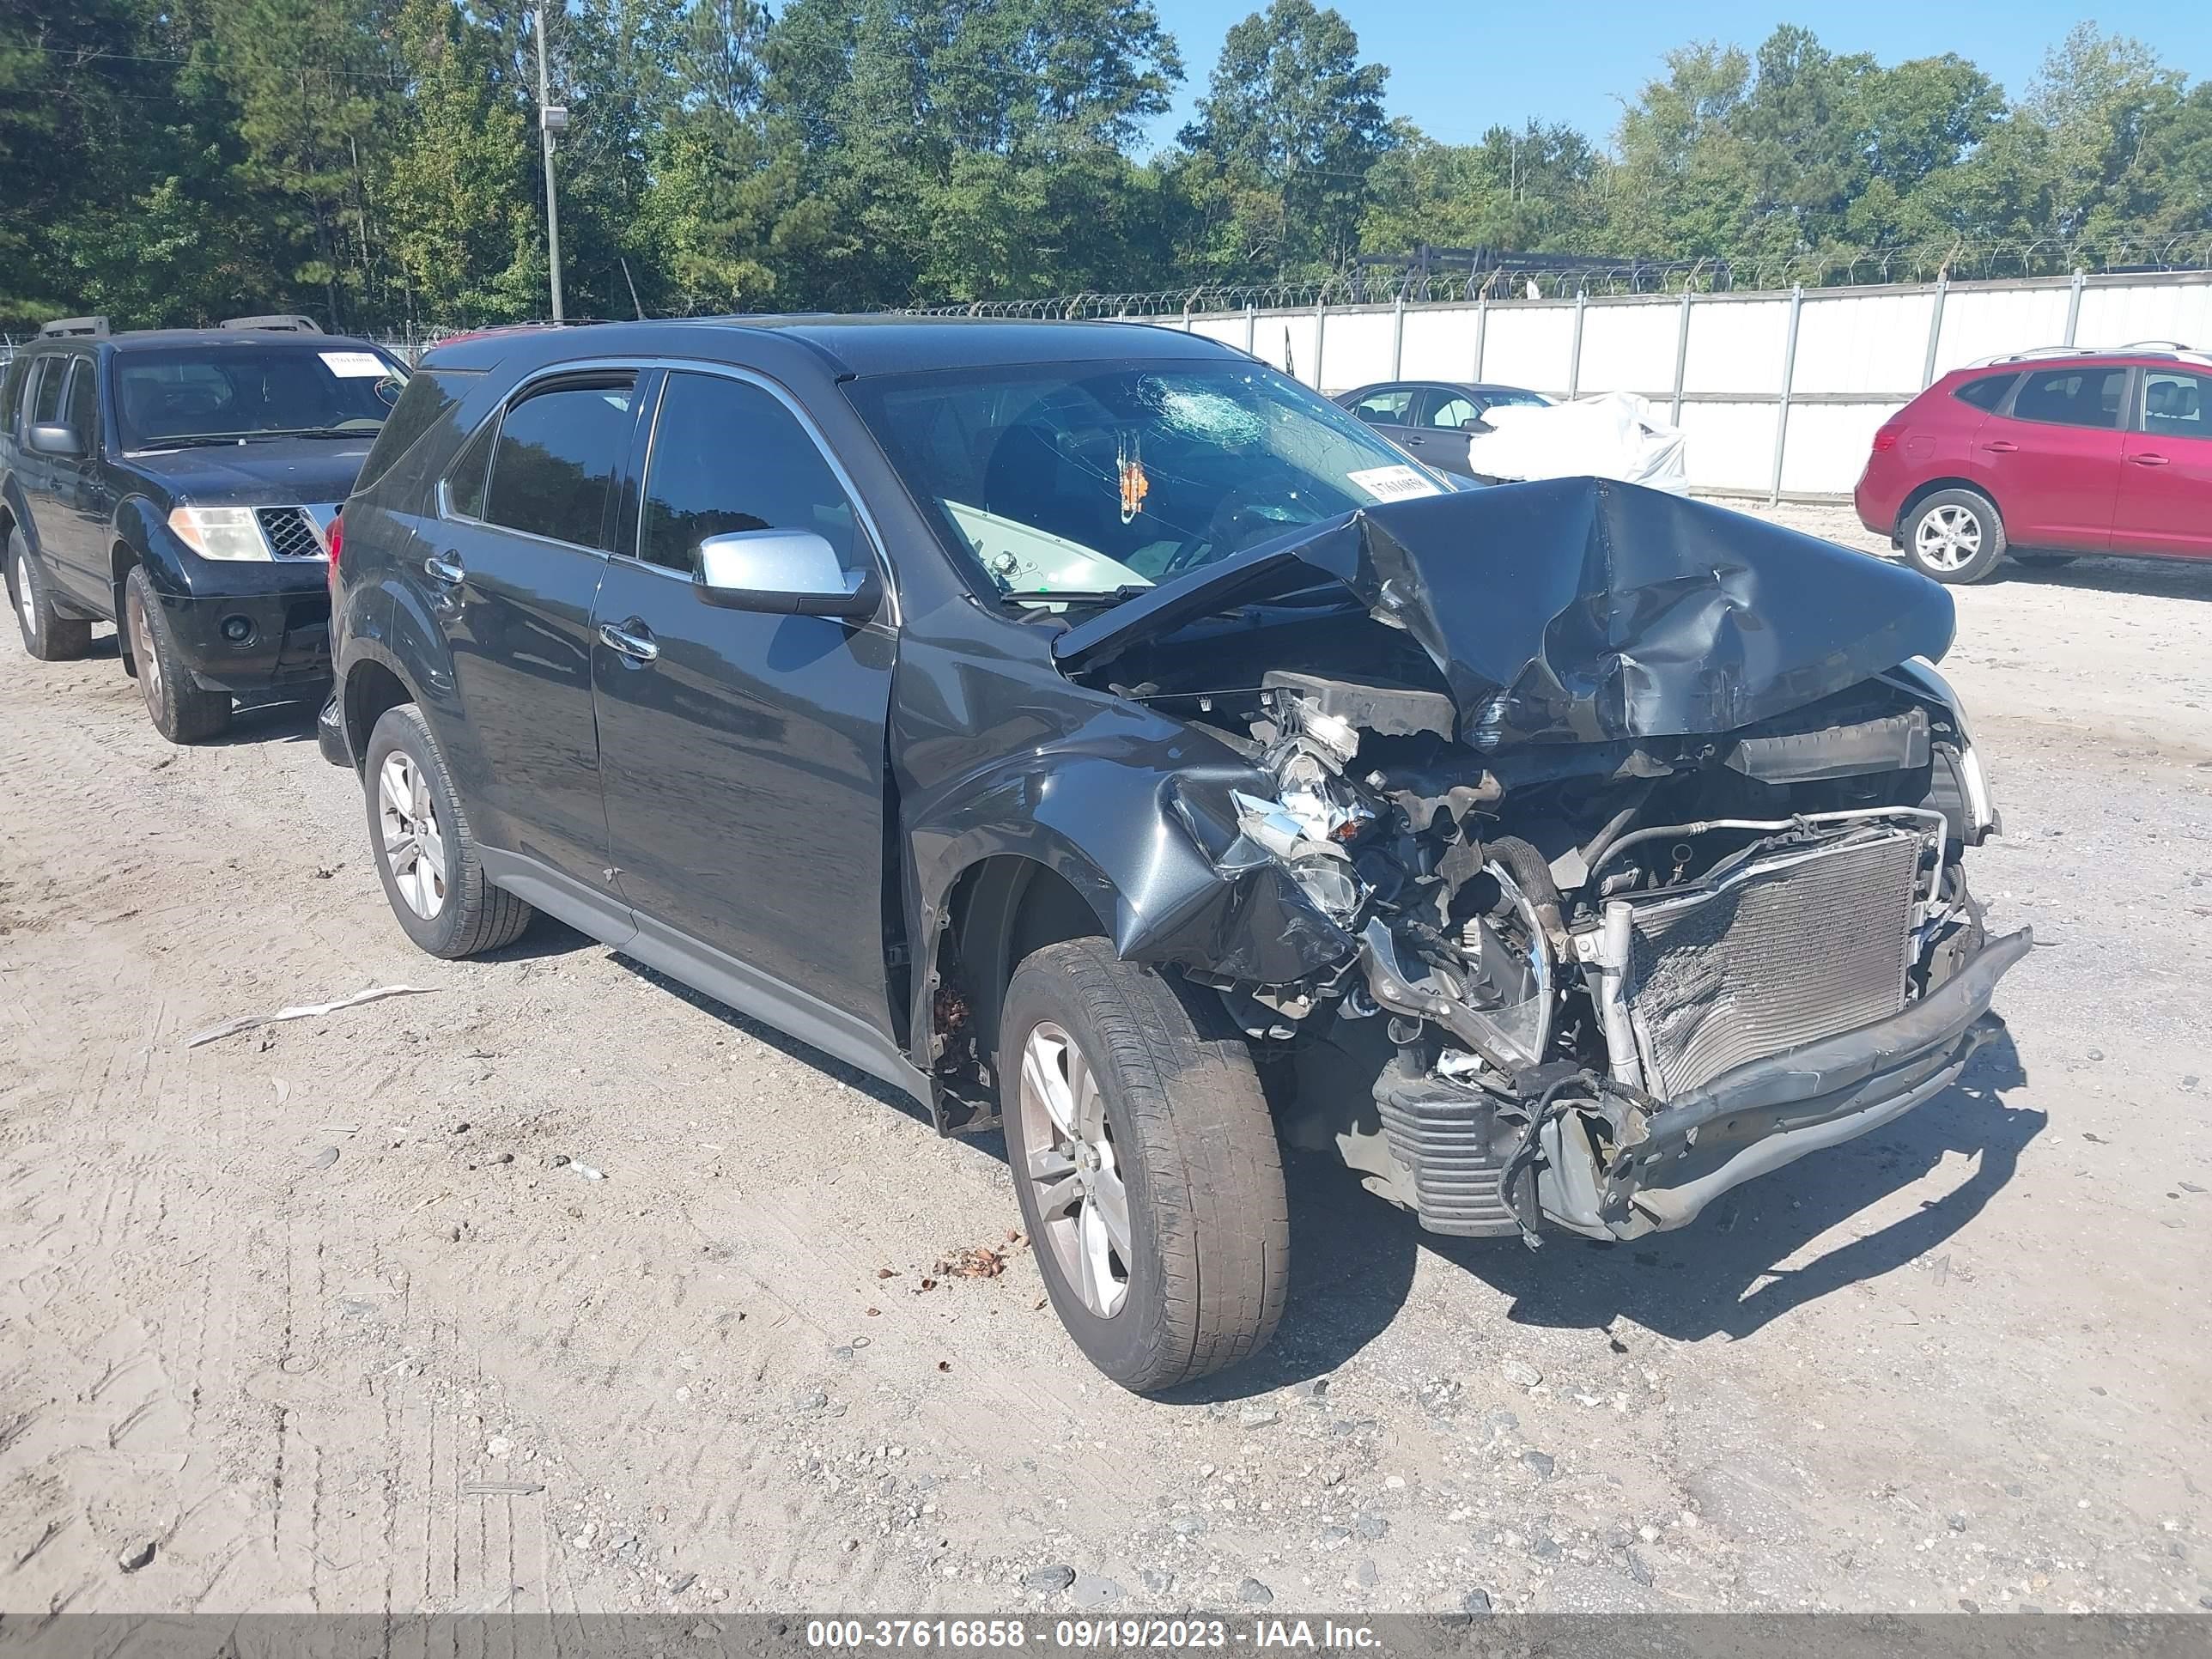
[844,361,1449,603]
[115,345,408,450]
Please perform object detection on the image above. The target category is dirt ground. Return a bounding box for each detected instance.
[3,503,2209,1620]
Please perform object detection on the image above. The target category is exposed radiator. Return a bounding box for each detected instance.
[1622,830,1922,1097]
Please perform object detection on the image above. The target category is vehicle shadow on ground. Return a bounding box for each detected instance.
[605,951,938,1130]
[2002,556,2212,603]
[1170,1027,2039,1401]
[211,694,326,746]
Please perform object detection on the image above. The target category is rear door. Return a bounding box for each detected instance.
[1344,386,1423,454]
[2115,367,2212,557]
[1978,364,2127,550]
[1407,387,1482,476]
[590,366,900,1045]
[422,370,640,884]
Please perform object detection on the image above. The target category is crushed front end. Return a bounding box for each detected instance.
[1058,481,2027,1243]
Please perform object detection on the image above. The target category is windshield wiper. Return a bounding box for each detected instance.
[286,426,378,440]
[1001,584,1153,605]
[133,434,254,451]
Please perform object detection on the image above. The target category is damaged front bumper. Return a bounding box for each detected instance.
[1526,926,2028,1240]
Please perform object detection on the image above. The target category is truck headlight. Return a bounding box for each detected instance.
[167,505,270,562]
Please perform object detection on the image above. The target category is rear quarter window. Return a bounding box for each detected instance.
[354,367,479,496]
[1951,374,2016,412]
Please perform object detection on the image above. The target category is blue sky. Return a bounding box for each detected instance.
[1142,3,2210,155]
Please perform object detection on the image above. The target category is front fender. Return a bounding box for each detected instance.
[902,689,1359,1073]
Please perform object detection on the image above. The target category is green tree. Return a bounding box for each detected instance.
[1175,0,1393,283]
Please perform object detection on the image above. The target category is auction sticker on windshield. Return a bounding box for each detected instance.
[1347,464,1443,502]
[319,350,391,377]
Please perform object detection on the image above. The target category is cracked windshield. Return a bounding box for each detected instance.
[849,362,1447,602]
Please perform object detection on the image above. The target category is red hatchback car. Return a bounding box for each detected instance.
[1855,344,2212,583]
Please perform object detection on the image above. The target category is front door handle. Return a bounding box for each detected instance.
[1982,440,2018,453]
[1403,434,1426,447]
[423,555,465,585]
[2130,452,2171,466]
[599,620,659,664]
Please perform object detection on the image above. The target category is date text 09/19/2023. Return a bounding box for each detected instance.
[801,1619,1384,1650]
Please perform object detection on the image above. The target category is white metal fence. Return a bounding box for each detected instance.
[1161,269,2212,501]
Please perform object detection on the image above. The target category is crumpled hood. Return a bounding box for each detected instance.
[130,438,374,507]
[1054,476,1957,746]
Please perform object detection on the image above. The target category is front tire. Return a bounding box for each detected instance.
[362,702,533,958]
[1000,939,1289,1393]
[1901,489,2006,584]
[8,530,94,661]
[124,564,230,741]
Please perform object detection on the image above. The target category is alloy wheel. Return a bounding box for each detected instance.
[126,584,162,718]
[377,751,448,919]
[14,556,33,637]
[1914,504,1983,573]
[1018,1020,1133,1318]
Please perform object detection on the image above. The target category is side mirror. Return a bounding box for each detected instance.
[27,422,83,458]
[694,528,881,620]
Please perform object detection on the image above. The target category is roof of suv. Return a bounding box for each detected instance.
[421,316,1242,379]
[16,328,390,356]
[1962,341,2209,372]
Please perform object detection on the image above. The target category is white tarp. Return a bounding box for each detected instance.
[1462,392,1689,494]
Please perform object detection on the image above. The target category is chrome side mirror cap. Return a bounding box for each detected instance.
[694,528,880,619]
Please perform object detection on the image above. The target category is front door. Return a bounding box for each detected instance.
[591,367,898,1042]
[425,371,639,884]
[46,356,118,608]
[2115,367,2212,558]
[1978,364,2127,551]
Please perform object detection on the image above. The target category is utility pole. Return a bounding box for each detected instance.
[533,8,568,321]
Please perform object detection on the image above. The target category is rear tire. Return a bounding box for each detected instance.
[362,702,533,958]
[8,530,94,661]
[124,564,230,741]
[1900,489,2006,584]
[1000,939,1289,1393]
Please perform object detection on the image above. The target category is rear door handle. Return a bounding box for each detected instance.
[2130,453,2171,466]
[1403,434,1426,447]
[598,620,659,664]
[1982,441,2018,453]
[423,555,465,585]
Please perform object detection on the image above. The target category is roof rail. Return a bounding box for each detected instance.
[39,315,110,338]
[1971,340,2209,368]
[219,313,323,333]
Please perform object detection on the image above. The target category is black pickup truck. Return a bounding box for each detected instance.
[0,316,407,741]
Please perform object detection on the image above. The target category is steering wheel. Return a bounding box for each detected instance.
[1152,484,1297,580]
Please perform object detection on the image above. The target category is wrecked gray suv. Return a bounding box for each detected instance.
[327,320,2022,1393]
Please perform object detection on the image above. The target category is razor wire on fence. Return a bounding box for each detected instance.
[902,234,2212,318]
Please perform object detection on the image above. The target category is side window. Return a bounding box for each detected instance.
[443,418,495,520]
[2141,370,2209,441]
[2010,367,2125,430]
[32,358,67,425]
[1335,389,1407,424]
[481,377,635,549]
[636,372,863,577]
[65,360,98,446]
[1348,387,1413,426]
[1426,394,1480,429]
[1952,374,2017,413]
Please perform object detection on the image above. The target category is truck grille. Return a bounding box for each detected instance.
[1622,831,1921,1097]
[255,506,325,560]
